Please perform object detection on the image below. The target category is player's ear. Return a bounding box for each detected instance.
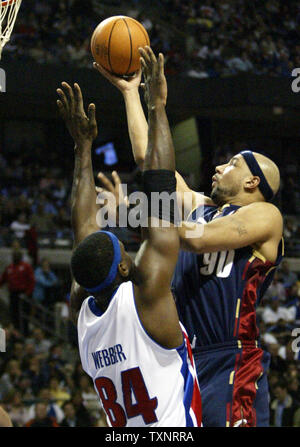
[118,261,129,278]
[244,176,260,192]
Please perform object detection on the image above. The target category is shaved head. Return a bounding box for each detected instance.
[252,152,280,196]
[211,151,281,207]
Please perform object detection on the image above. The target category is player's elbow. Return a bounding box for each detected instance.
[135,154,145,170]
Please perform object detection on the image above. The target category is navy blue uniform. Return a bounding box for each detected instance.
[172,203,283,427]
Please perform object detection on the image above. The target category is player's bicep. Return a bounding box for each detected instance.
[204,203,282,251]
[182,203,283,253]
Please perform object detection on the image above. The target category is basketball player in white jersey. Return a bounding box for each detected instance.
[56,46,201,427]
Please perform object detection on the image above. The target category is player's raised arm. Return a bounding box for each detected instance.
[93,63,148,168]
[93,62,212,217]
[131,47,182,349]
[57,82,99,321]
[57,82,98,246]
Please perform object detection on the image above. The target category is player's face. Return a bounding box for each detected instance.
[211,154,247,206]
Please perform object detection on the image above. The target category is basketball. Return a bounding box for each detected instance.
[91,16,150,76]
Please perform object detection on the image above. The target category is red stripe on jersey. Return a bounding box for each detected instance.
[238,257,275,341]
[183,331,202,426]
[230,347,264,427]
[191,378,202,427]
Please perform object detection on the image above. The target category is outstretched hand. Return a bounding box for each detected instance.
[138,46,167,109]
[56,82,98,148]
[96,170,129,208]
[96,171,129,225]
[93,62,142,94]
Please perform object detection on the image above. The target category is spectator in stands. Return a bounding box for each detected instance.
[270,380,300,426]
[78,375,100,418]
[9,213,30,240]
[264,271,287,302]
[259,320,278,348]
[288,295,300,325]
[278,338,300,363]
[284,217,298,240]
[0,360,22,401]
[60,401,78,427]
[287,375,300,403]
[268,343,288,374]
[11,240,31,263]
[45,344,66,381]
[29,204,55,234]
[25,387,64,424]
[71,391,94,427]
[279,261,298,289]
[262,296,295,327]
[0,250,35,336]
[24,356,49,395]
[25,402,59,427]
[49,376,70,407]
[5,390,29,427]
[33,259,58,306]
[25,328,52,358]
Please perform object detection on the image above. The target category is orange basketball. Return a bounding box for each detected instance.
[91,16,150,76]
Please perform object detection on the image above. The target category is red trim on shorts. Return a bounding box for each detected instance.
[229,347,264,427]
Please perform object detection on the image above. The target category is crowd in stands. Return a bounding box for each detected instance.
[2,0,299,78]
[257,260,300,426]
[0,326,107,426]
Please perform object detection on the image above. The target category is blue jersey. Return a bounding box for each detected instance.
[172,203,284,348]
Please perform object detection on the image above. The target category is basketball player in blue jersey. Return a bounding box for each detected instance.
[95,59,284,427]
[56,47,202,427]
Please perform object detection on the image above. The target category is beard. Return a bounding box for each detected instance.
[210,183,240,207]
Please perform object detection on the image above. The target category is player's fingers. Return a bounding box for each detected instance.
[158,53,165,76]
[138,47,151,67]
[73,83,85,115]
[56,88,69,112]
[93,62,119,82]
[140,57,150,80]
[97,172,115,193]
[56,100,67,121]
[61,82,75,114]
[112,170,121,188]
[88,103,97,127]
[146,46,157,65]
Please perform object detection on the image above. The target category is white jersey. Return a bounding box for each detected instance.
[77,281,202,427]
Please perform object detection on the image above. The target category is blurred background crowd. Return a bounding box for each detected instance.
[0,0,300,428]
[2,0,300,78]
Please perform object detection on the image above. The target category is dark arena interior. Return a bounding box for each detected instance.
[0,0,300,429]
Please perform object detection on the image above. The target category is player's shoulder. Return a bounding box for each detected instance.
[240,201,283,238]
[243,201,283,221]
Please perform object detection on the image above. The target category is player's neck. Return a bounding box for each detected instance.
[94,283,121,312]
[218,193,261,210]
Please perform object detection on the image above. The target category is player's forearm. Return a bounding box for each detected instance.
[144,103,175,172]
[71,143,99,246]
[0,406,12,427]
[123,89,148,168]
